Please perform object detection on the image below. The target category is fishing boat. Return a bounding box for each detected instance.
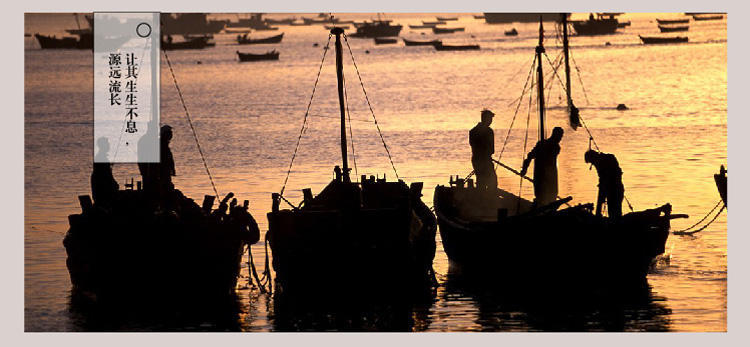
[617,20,631,28]
[639,35,688,44]
[692,14,724,21]
[505,28,519,36]
[437,16,458,21]
[572,13,620,36]
[162,36,212,50]
[658,25,689,33]
[423,20,446,25]
[349,19,403,38]
[236,50,280,62]
[409,24,437,29]
[432,27,465,34]
[715,165,727,207]
[656,18,689,25]
[473,15,485,20]
[374,37,398,45]
[403,38,441,46]
[267,28,437,297]
[35,33,92,49]
[434,15,681,293]
[433,42,480,51]
[237,33,284,45]
[324,25,350,30]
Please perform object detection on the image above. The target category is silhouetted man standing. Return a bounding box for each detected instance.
[584,149,624,219]
[92,137,119,206]
[139,125,176,203]
[520,127,564,206]
[469,109,497,191]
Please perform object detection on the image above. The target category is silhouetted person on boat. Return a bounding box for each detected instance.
[469,109,497,191]
[91,137,119,206]
[585,149,624,219]
[520,127,564,206]
[138,125,176,204]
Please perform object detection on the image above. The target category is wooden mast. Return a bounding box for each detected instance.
[535,17,546,141]
[561,13,573,116]
[331,27,350,183]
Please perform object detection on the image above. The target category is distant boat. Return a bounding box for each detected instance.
[374,37,398,45]
[236,50,280,62]
[237,33,284,45]
[162,36,212,50]
[433,42,480,51]
[656,18,690,25]
[639,35,688,44]
[432,27,465,34]
[423,20,446,25]
[473,15,485,19]
[505,28,518,36]
[715,165,727,207]
[658,25,689,33]
[349,19,402,38]
[403,38,441,46]
[409,24,437,29]
[572,13,619,35]
[692,14,724,21]
[35,33,92,49]
[617,20,631,28]
[437,16,458,21]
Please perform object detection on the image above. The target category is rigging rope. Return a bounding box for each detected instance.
[279,34,332,196]
[343,72,359,179]
[518,68,535,213]
[343,33,399,180]
[162,49,220,198]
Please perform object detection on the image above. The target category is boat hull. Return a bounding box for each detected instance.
[639,35,688,44]
[434,185,671,290]
[237,33,284,45]
[572,19,619,35]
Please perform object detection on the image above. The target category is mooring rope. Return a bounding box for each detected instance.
[673,199,725,234]
[162,49,220,198]
[343,33,399,180]
[279,34,332,196]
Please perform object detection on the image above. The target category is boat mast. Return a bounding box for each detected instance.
[535,17,546,140]
[331,27,351,183]
[561,13,573,116]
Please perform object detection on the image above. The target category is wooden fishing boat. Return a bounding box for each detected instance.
[432,27,465,34]
[423,20,446,25]
[267,28,437,297]
[161,36,211,50]
[658,25,689,33]
[435,15,681,292]
[374,37,398,44]
[692,14,724,21]
[236,50,280,62]
[639,35,688,44]
[409,24,437,29]
[349,19,403,38]
[35,33,92,49]
[656,18,689,25]
[433,42,480,51]
[403,38,441,46]
[505,28,519,36]
[237,33,284,45]
[437,16,458,21]
[715,165,727,207]
[572,13,619,35]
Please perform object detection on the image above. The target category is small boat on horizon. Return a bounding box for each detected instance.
[692,14,724,21]
[433,42,480,51]
[374,37,398,44]
[639,35,688,44]
[505,28,518,36]
[432,27,465,34]
[35,33,92,49]
[237,32,284,45]
[423,20,446,25]
[403,38,441,46]
[349,19,403,38]
[437,16,458,21]
[656,18,689,25]
[236,50,280,62]
[572,13,620,36]
[162,36,212,50]
[617,20,631,28]
[409,24,437,29]
[658,24,689,33]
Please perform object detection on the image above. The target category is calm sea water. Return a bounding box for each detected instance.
[24,13,727,331]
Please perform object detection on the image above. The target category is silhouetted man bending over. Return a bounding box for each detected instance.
[469,109,498,191]
[520,127,564,206]
[585,149,624,219]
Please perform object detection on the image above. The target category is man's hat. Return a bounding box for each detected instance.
[481,109,495,118]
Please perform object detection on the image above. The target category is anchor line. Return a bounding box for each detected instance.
[343,33,399,180]
[279,34,332,197]
[673,199,725,234]
[162,49,220,198]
